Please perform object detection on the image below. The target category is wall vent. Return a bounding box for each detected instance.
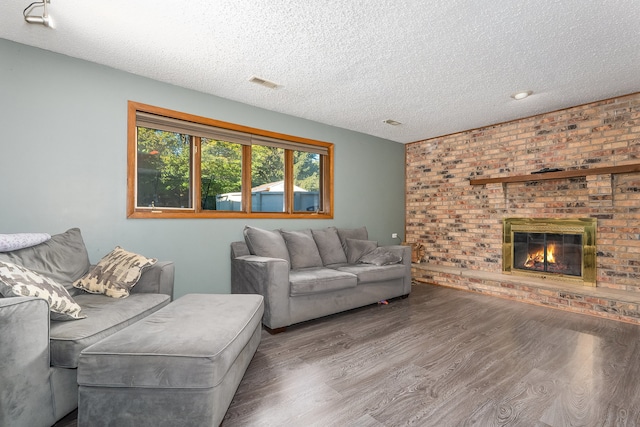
[249,76,280,89]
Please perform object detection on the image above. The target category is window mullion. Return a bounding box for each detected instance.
[284,149,294,214]
[319,154,326,213]
[242,145,252,213]
[193,136,202,213]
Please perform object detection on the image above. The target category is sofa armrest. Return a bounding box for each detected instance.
[131,261,175,300]
[379,245,412,294]
[0,297,56,426]
[379,245,411,266]
[231,255,290,329]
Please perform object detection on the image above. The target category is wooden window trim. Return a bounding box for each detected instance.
[127,101,334,219]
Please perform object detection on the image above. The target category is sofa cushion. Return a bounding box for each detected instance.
[311,227,348,265]
[73,247,157,298]
[0,228,90,292]
[49,293,171,368]
[0,260,86,321]
[345,238,378,264]
[289,268,357,296]
[281,229,324,269]
[243,226,290,264]
[335,263,407,284]
[0,233,51,252]
[359,247,403,266]
[337,226,368,252]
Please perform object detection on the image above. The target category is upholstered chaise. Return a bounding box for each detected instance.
[0,229,174,427]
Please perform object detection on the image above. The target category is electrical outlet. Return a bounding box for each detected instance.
[392,233,398,239]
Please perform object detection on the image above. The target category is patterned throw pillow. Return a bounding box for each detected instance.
[0,260,86,321]
[73,247,156,298]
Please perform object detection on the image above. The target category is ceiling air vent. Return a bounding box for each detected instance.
[249,76,280,89]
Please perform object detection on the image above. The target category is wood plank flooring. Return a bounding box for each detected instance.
[223,284,640,426]
[55,283,640,426]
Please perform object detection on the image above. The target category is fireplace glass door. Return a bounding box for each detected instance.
[513,232,583,277]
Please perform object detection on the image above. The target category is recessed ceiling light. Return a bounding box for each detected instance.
[383,119,402,126]
[249,76,280,89]
[511,91,533,100]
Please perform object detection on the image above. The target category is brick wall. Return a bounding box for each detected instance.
[406,92,640,292]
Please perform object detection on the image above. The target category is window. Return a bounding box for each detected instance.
[127,101,333,218]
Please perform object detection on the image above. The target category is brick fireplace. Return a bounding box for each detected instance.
[502,217,596,286]
[406,92,640,323]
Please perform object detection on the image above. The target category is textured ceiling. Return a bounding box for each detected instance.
[1,0,639,143]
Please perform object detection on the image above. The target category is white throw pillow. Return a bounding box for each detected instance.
[0,233,51,252]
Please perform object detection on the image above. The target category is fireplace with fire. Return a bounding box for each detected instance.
[503,218,597,286]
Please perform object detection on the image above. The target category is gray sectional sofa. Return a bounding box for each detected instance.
[0,229,174,427]
[231,226,411,332]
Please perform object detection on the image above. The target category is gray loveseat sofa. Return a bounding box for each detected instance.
[231,226,411,332]
[0,228,174,427]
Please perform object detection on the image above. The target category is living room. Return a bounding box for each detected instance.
[2,1,640,426]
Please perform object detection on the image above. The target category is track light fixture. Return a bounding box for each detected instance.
[24,0,52,27]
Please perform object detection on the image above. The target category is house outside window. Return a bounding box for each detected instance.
[127,101,333,219]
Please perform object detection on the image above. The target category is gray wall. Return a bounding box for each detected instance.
[0,39,406,297]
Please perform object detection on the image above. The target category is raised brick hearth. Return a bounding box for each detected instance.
[406,92,640,322]
[412,264,640,324]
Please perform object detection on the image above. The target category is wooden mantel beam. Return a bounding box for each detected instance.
[469,163,640,186]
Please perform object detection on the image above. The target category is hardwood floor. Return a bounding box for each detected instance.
[55,283,640,426]
[223,284,640,426]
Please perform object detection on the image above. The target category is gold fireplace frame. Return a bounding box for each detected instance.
[502,218,597,286]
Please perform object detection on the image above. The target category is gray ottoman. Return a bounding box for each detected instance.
[77,293,264,426]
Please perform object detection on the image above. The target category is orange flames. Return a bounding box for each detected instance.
[523,244,556,268]
[547,244,556,263]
